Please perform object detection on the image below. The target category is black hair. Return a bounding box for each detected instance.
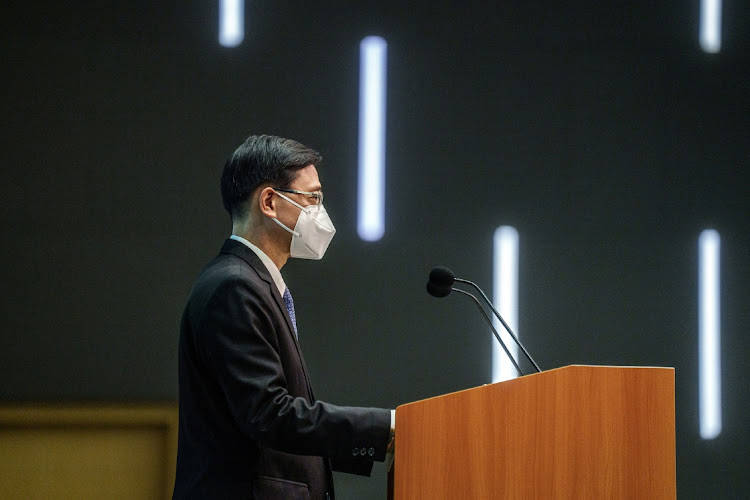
[220,135,322,221]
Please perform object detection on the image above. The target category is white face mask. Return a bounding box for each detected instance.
[271,191,336,260]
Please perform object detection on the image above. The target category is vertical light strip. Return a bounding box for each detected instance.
[700,0,722,53]
[357,36,387,242]
[699,229,721,439]
[492,226,519,383]
[219,0,244,48]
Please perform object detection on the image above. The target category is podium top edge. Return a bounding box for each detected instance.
[396,365,674,410]
[565,364,675,370]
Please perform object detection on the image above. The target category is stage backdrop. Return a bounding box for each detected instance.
[1,2,748,498]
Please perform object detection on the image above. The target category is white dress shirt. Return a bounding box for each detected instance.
[229,235,286,297]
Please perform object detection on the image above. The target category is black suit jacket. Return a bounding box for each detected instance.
[173,239,391,499]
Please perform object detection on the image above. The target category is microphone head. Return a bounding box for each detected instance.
[426,281,452,298]
[426,267,455,298]
[428,267,455,288]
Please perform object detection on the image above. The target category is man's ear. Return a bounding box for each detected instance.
[257,186,277,218]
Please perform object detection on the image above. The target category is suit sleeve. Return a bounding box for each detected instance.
[196,275,391,462]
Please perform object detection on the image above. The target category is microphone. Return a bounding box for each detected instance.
[426,269,523,376]
[427,267,542,373]
[428,267,455,292]
[426,279,451,299]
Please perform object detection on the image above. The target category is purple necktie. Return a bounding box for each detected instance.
[282,287,298,338]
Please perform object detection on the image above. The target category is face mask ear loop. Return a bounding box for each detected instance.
[275,189,320,216]
[270,190,303,237]
[274,191,305,210]
[271,215,301,237]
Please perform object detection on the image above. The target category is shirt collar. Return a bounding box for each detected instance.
[229,235,286,296]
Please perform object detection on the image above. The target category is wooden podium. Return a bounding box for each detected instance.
[389,365,675,499]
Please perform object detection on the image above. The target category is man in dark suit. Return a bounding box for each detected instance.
[173,135,393,499]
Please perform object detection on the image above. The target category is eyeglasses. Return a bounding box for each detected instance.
[274,188,324,206]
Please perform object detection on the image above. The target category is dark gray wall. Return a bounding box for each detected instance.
[1,2,748,498]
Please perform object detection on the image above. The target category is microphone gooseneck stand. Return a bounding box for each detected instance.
[451,287,524,377]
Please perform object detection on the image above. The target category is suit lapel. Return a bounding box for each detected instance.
[220,239,316,401]
[269,288,317,402]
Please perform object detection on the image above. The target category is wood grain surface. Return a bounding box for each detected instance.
[392,365,675,499]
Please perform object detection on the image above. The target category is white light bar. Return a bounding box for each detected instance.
[699,229,721,439]
[492,226,519,383]
[219,0,244,48]
[357,36,387,242]
[700,0,722,53]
